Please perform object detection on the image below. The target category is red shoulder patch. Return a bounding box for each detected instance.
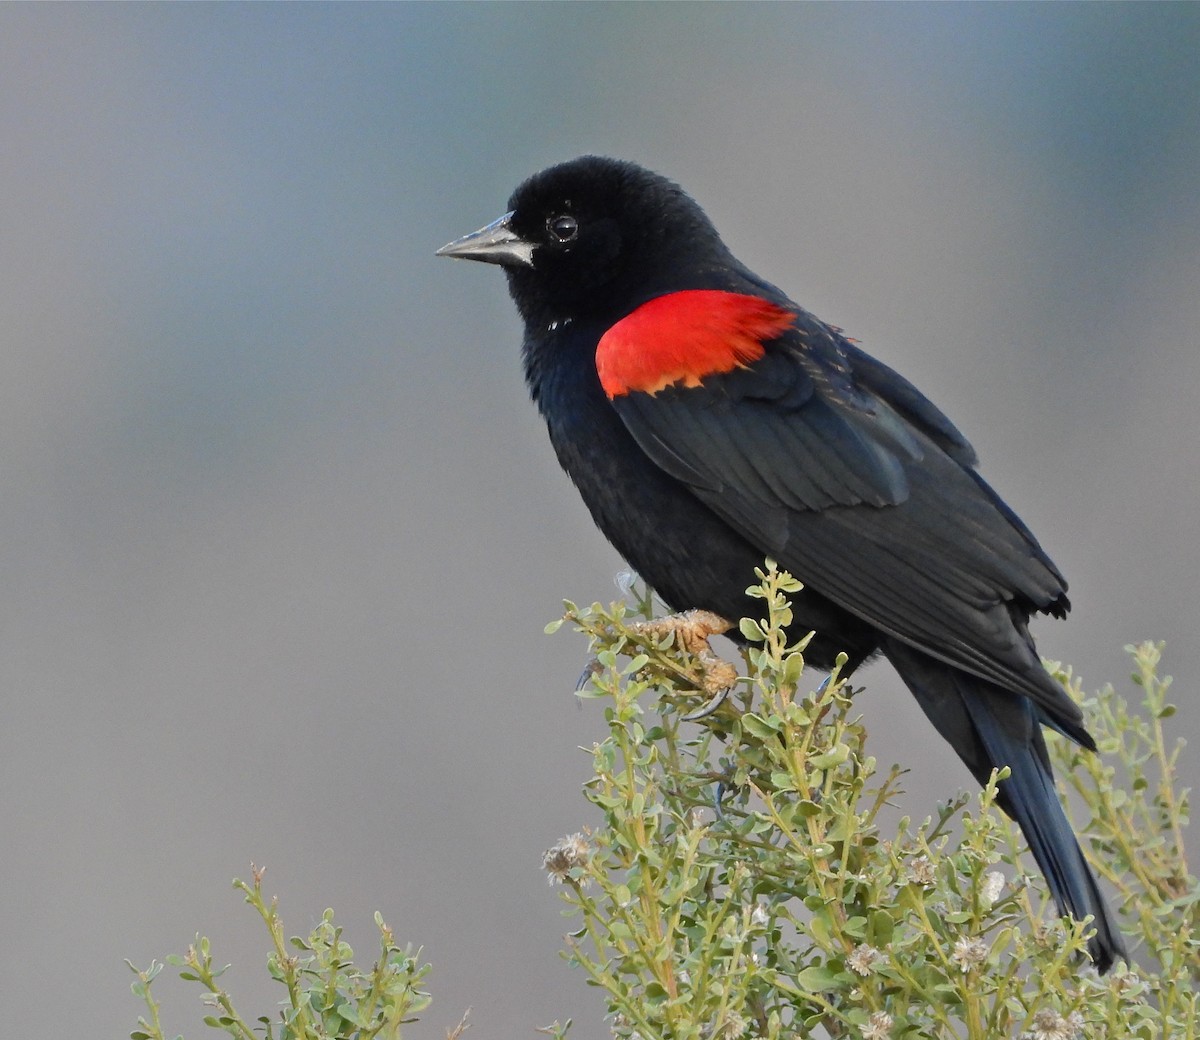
[596,290,795,398]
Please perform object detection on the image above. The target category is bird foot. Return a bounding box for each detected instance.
[628,609,738,720]
[575,658,604,692]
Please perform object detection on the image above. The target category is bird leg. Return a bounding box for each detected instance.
[628,609,739,720]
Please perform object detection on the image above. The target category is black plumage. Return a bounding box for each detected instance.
[438,155,1123,971]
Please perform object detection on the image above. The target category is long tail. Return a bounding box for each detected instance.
[881,637,1124,973]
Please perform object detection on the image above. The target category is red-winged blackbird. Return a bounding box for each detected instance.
[438,156,1123,971]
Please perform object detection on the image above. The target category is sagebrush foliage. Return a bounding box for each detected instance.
[131,564,1195,1040]
[128,869,434,1040]
[543,564,1196,1039]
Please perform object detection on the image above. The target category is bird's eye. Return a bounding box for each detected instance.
[548,214,579,242]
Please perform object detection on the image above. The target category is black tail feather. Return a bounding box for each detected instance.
[882,638,1125,973]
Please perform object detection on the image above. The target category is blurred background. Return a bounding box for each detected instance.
[1,4,1197,1037]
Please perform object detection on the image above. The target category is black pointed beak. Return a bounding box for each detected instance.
[436,212,535,268]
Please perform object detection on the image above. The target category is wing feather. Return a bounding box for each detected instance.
[608,323,1071,714]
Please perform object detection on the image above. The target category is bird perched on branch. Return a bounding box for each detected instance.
[438,155,1123,972]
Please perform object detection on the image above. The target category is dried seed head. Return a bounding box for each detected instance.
[1020,1007,1083,1040]
[719,1011,747,1039]
[542,832,591,885]
[847,943,883,977]
[908,855,936,887]
[981,871,1005,906]
[951,935,989,972]
[862,1010,893,1040]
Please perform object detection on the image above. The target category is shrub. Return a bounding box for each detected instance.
[131,563,1197,1039]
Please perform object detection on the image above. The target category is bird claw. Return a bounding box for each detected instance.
[682,685,732,721]
[712,778,729,821]
[815,673,862,698]
[575,658,604,692]
[628,608,738,720]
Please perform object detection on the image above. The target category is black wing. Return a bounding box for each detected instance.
[609,316,1078,724]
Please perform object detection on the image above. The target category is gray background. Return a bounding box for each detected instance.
[0,4,1196,1037]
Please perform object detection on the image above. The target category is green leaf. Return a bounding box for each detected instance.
[337,1002,366,1027]
[808,913,833,948]
[794,964,844,991]
[843,915,868,938]
[782,651,806,686]
[741,713,781,739]
[770,771,797,791]
[808,743,850,769]
[870,909,896,946]
[739,617,767,642]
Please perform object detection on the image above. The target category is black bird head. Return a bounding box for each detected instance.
[437,156,737,327]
